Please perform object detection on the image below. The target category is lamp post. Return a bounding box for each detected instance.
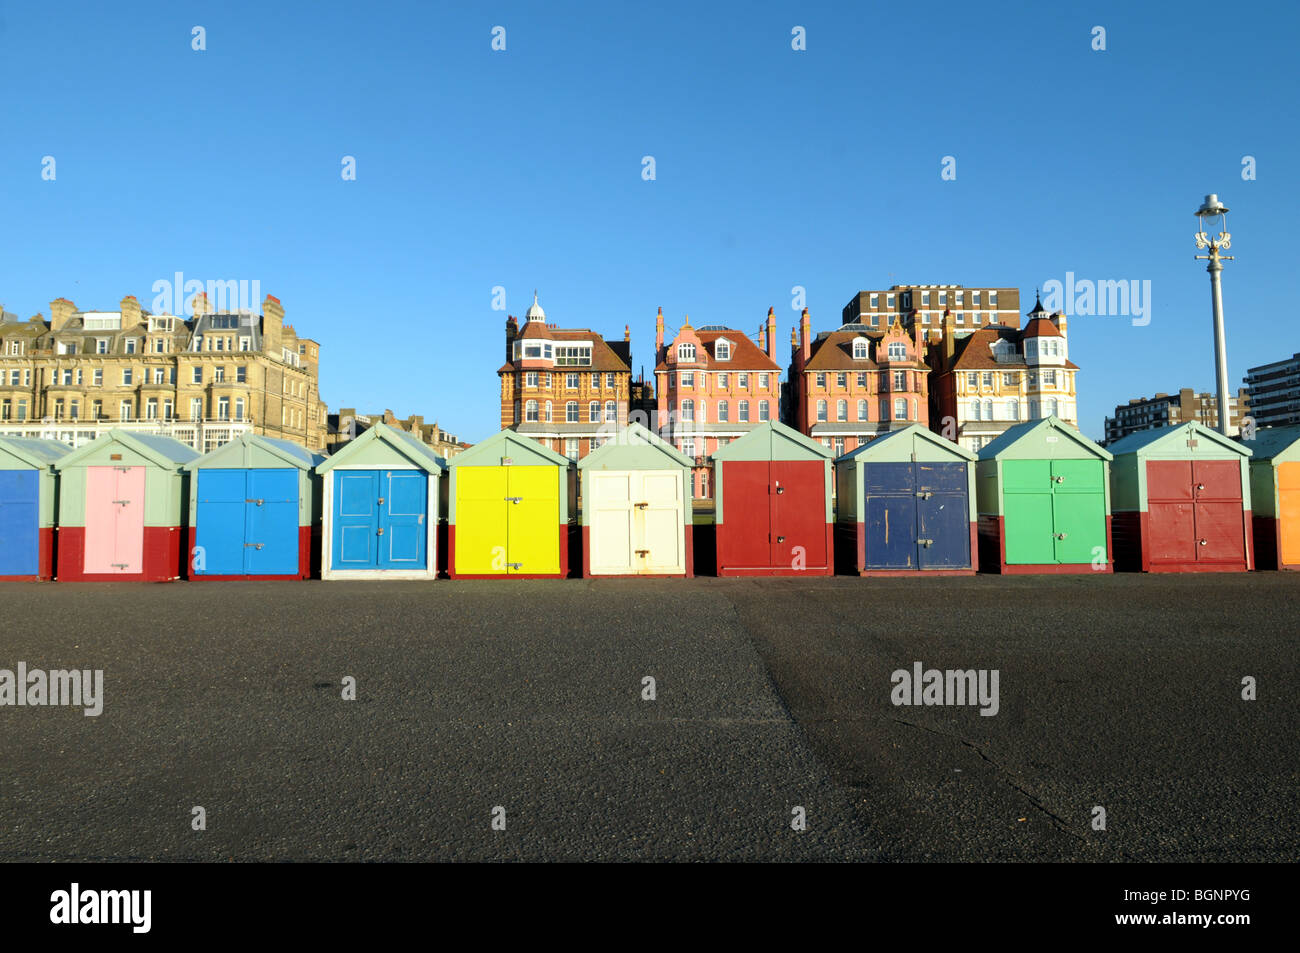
[1194,194,1234,435]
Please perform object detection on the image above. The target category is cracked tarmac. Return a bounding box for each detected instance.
[1,573,1296,861]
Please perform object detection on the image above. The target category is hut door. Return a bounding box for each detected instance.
[1001,461,1056,564]
[1191,461,1244,563]
[639,471,685,574]
[195,469,249,574]
[246,469,301,574]
[770,461,827,571]
[864,463,918,569]
[1049,460,1107,564]
[333,471,380,568]
[506,466,559,575]
[378,471,427,569]
[0,470,39,575]
[85,466,144,574]
[1279,462,1300,566]
[916,462,970,569]
[590,471,636,574]
[455,467,508,575]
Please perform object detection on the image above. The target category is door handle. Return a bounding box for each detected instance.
[919,538,933,547]
[776,535,786,543]
[377,497,385,505]
[377,528,384,536]
[1054,476,1065,483]
[915,491,933,500]
[775,486,785,494]
[636,549,649,557]
[1195,484,1205,491]
[1198,538,1208,546]
[634,502,648,509]
[1056,532,1067,539]
[505,496,522,503]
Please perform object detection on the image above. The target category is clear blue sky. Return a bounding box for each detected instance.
[3,0,1296,442]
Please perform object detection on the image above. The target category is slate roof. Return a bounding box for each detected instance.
[1239,424,1300,461]
[800,326,926,372]
[656,328,780,373]
[947,325,1079,371]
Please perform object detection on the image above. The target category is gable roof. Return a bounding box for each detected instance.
[1105,420,1250,458]
[657,327,779,372]
[316,421,446,474]
[977,416,1112,461]
[500,327,632,374]
[837,423,977,463]
[183,431,323,471]
[801,326,925,372]
[710,420,833,461]
[1239,424,1300,463]
[449,428,571,468]
[55,429,201,469]
[577,422,695,469]
[0,436,73,468]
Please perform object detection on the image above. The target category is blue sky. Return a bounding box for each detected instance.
[2,0,1296,442]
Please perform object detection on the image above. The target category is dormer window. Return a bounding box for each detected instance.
[677,343,696,362]
[714,339,731,361]
[887,341,906,361]
[852,338,869,360]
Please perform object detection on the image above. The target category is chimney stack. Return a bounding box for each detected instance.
[799,308,811,365]
[262,294,285,357]
[505,314,518,362]
[1051,310,1067,337]
[766,307,777,360]
[624,323,630,343]
[655,306,664,358]
[49,298,76,331]
[120,295,143,331]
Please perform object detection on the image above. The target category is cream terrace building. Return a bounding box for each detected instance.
[0,293,328,451]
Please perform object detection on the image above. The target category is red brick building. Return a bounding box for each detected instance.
[499,293,632,461]
[655,308,782,498]
[786,308,930,457]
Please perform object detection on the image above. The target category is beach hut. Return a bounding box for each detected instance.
[834,424,977,575]
[184,433,324,580]
[448,430,573,578]
[577,423,693,577]
[54,430,198,581]
[0,436,71,581]
[1241,424,1300,570]
[976,416,1113,574]
[710,420,834,576]
[316,422,445,580]
[1108,421,1252,572]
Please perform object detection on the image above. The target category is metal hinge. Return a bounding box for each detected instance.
[244,543,264,549]
[915,491,933,499]
[112,499,131,506]
[634,502,648,509]
[919,538,934,547]
[505,497,522,504]
[636,549,650,557]
[111,562,130,569]
[245,498,265,506]
[508,562,523,570]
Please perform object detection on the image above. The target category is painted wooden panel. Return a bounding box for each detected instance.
[381,471,427,569]
[641,470,685,574]
[590,471,635,574]
[333,471,380,569]
[0,470,38,576]
[195,469,249,574]
[455,467,509,575]
[85,466,144,574]
[866,493,917,569]
[506,466,558,575]
[246,469,300,574]
[1002,461,1054,564]
[918,465,970,569]
[1051,460,1107,564]
[1280,462,1300,566]
[717,461,771,570]
[769,461,827,570]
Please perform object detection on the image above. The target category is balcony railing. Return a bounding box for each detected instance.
[0,417,253,452]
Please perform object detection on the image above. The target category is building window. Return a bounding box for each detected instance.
[717,372,728,389]
[120,401,133,421]
[589,401,600,422]
[1006,398,1019,420]
[1003,372,1016,387]
[966,372,979,388]
[217,397,230,420]
[834,437,845,456]
[836,373,847,388]
[96,339,109,354]
[606,372,616,389]
[1043,370,1057,386]
[590,372,600,387]
[124,339,137,354]
[856,372,868,388]
[566,401,579,423]
[894,398,908,420]
[815,373,826,388]
[236,366,246,383]
[758,400,770,421]
[816,399,827,422]
[566,373,579,389]
[715,341,730,361]
[970,400,982,421]
[738,372,749,389]
[681,371,694,388]
[526,400,539,422]
[677,343,695,362]
[857,399,868,421]
[544,401,552,423]
[565,438,580,461]
[153,367,165,384]
[525,371,538,388]
[887,341,906,360]
[146,398,158,420]
[681,438,695,458]
[738,400,749,422]
[214,366,225,383]
[190,398,203,420]
[681,399,694,423]
[852,339,869,359]
[893,370,906,390]
[837,399,848,422]
[122,369,134,385]
[604,401,616,422]
[193,367,203,384]
[717,400,729,423]
[985,399,994,420]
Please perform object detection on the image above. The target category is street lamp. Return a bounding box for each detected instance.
[1194,194,1234,435]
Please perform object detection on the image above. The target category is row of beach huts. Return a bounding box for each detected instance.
[1,417,1298,581]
